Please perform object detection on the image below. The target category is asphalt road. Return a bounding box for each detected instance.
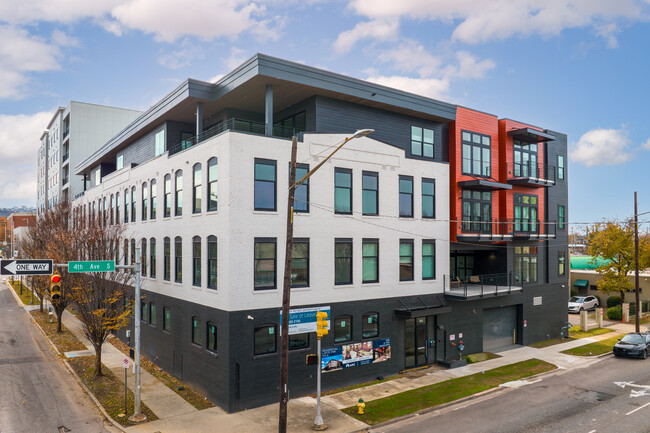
[378,354,650,433]
[0,278,112,433]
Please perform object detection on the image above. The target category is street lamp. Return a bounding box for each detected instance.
[278,129,373,433]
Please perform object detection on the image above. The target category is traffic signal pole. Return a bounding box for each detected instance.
[314,311,328,430]
[128,247,146,423]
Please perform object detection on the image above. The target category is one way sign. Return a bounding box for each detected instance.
[0,259,53,276]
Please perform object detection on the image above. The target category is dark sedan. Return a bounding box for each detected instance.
[613,333,650,359]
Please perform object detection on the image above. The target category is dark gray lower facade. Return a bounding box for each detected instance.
[116,284,565,412]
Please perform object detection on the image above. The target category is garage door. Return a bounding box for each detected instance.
[483,306,518,352]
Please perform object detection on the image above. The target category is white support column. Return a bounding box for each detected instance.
[196,102,204,137]
[265,84,273,136]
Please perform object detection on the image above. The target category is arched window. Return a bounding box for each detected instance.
[141,182,148,221]
[164,174,171,218]
[149,238,156,278]
[207,235,217,289]
[207,157,217,211]
[163,237,170,281]
[192,236,201,286]
[150,179,157,219]
[174,236,182,282]
[193,163,202,214]
[175,170,183,216]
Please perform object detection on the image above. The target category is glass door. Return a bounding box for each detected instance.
[405,317,428,369]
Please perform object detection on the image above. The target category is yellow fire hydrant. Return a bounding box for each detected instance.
[357,398,366,415]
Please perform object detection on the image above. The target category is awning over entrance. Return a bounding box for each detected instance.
[507,127,556,143]
[574,279,589,288]
[395,295,451,318]
[458,179,512,191]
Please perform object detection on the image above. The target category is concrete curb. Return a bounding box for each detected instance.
[4,280,128,433]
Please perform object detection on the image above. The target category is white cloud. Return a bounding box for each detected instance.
[51,29,80,47]
[225,47,250,70]
[642,138,650,150]
[0,0,123,25]
[570,128,634,166]
[595,23,620,48]
[365,75,451,100]
[378,41,442,77]
[443,51,495,80]
[333,19,399,53]
[158,42,204,70]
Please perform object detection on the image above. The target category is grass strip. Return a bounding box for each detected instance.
[342,358,556,425]
[561,335,622,356]
[464,352,501,364]
[311,375,402,398]
[9,280,40,305]
[110,337,214,410]
[68,356,158,426]
[528,327,613,349]
[30,310,87,352]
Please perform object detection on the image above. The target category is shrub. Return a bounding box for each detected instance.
[607,296,622,308]
[593,295,602,307]
[570,289,578,297]
[606,305,622,321]
[630,302,636,316]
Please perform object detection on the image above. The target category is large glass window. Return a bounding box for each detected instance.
[207,236,217,289]
[293,163,309,213]
[461,130,491,177]
[513,139,538,178]
[163,307,171,332]
[191,316,201,346]
[124,188,129,223]
[154,130,165,156]
[207,322,217,353]
[514,246,538,283]
[174,236,182,283]
[558,155,565,180]
[422,240,435,280]
[411,126,434,158]
[150,180,157,219]
[362,171,378,215]
[254,238,276,290]
[400,240,414,281]
[558,205,566,229]
[110,194,115,225]
[362,312,379,339]
[254,159,276,211]
[141,238,147,276]
[291,239,309,287]
[130,239,135,265]
[150,238,156,278]
[131,186,136,222]
[422,178,435,219]
[399,176,413,217]
[254,325,276,355]
[192,236,201,287]
[115,192,120,224]
[164,174,171,218]
[116,154,124,170]
[335,239,352,285]
[558,251,566,276]
[207,157,218,211]
[362,239,379,283]
[163,237,170,281]
[141,182,148,221]
[461,190,492,233]
[175,170,183,216]
[334,168,352,214]
[514,194,538,234]
[193,163,202,213]
[334,316,352,343]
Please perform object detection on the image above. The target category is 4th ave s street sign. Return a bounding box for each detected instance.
[0,259,53,276]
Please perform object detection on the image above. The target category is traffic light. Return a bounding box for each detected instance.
[316,311,328,339]
[50,272,61,301]
[305,354,318,365]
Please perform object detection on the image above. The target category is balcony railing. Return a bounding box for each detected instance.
[457,218,557,240]
[62,176,69,186]
[63,127,69,140]
[507,162,555,186]
[62,152,69,162]
[168,118,303,156]
[444,273,522,299]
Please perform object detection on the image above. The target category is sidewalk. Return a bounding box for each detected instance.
[6,278,640,433]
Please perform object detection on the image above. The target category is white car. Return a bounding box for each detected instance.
[568,295,599,313]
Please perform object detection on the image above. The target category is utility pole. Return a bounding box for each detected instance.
[634,191,640,332]
[128,246,146,423]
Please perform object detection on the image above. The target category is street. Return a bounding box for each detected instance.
[378,353,650,433]
[0,278,113,433]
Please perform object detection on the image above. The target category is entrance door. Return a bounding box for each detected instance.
[405,317,428,368]
[483,306,517,352]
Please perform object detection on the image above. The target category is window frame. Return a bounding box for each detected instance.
[558,251,566,276]
[422,240,436,280]
[207,235,217,290]
[131,186,136,222]
[175,170,183,216]
[290,238,309,288]
[163,307,171,332]
[163,237,170,281]
[150,179,157,219]
[362,171,378,216]
[174,236,182,283]
[254,238,277,290]
[333,315,352,343]
[461,130,491,177]
[141,238,147,276]
[334,168,352,215]
[292,163,310,213]
[191,316,201,346]
[192,236,201,287]
[362,312,379,339]
[141,182,148,221]
[558,205,566,229]
[254,158,277,211]
[207,157,218,212]
[149,237,156,278]
[206,322,217,354]
[164,174,171,218]
[399,239,414,281]
[334,239,353,285]
[411,126,434,158]
[193,163,202,214]
[362,239,379,284]
[399,175,414,218]
[461,190,493,233]
[254,324,277,356]
[422,178,435,219]
[558,155,565,180]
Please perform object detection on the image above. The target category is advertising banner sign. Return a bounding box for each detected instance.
[321,338,391,373]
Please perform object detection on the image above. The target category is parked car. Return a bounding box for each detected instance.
[613,333,650,359]
[568,295,599,313]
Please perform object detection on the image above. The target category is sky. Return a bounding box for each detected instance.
[2,0,650,232]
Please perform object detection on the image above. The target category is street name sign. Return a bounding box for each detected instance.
[68,260,116,273]
[0,259,53,276]
[280,306,331,335]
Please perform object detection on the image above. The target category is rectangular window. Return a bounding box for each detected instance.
[411,126,434,158]
[254,238,276,290]
[207,236,217,289]
[116,154,124,170]
[422,240,436,280]
[131,186,136,222]
[335,239,353,285]
[163,307,171,332]
[399,240,414,281]
[293,163,309,213]
[154,130,165,156]
[141,239,147,276]
[175,171,183,216]
[254,159,276,211]
[514,194,539,234]
[334,316,352,343]
[558,205,566,229]
[289,333,309,351]
[191,316,200,346]
[362,171,378,215]
[334,168,352,214]
[514,246,538,283]
[291,239,309,288]
[115,193,120,224]
[462,190,492,233]
[207,322,217,353]
[362,312,378,339]
[164,175,171,218]
[362,239,379,283]
[558,251,566,276]
[174,237,182,283]
[254,325,276,355]
[193,164,202,213]
[399,176,413,217]
[141,183,148,221]
[149,238,156,278]
[163,237,170,281]
[124,189,129,223]
[208,158,218,211]
[422,178,435,219]
[150,180,156,219]
[192,237,201,287]
[513,139,538,178]
[141,301,149,322]
[150,303,156,326]
[558,155,565,180]
[461,130,491,177]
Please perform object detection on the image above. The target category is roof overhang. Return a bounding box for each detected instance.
[458,179,512,191]
[574,279,589,288]
[394,295,451,318]
[508,127,556,143]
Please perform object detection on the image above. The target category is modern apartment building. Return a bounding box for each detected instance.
[71,54,568,412]
[37,102,142,215]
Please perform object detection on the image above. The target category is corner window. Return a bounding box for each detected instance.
[291,239,309,288]
[193,163,202,214]
[207,322,217,353]
[558,251,566,276]
[254,325,276,355]
[149,238,156,278]
[254,238,276,290]
[558,155,565,180]
[174,236,182,283]
[141,182,148,221]
[422,240,435,280]
[334,316,352,343]
[163,307,171,332]
[399,176,413,217]
[399,240,414,281]
[192,236,201,287]
[191,316,201,346]
[154,130,165,156]
[150,180,157,219]
[207,158,218,211]
[175,170,183,216]
[362,239,379,283]
[411,126,434,158]
[254,159,276,211]
[558,205,566,229]
[362,313,379,339]
[362,171,378,215]
[293,163,309,213]
[334,168,352,214]
[164,174,171,218]
[207,236,217,289]
[422,178,435,219]
[461,131,491,177]
[163,237,170,281]
[335,239,352,285]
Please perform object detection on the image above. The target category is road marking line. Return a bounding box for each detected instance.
[588,430,597,433]
[626,401,650,415]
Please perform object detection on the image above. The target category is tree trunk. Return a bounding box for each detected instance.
[54,305,65,333]
[620,290,626,304]
[93,343,103,378]
[39,295,43,313]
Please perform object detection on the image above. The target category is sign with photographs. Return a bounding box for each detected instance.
[321,338,391,373]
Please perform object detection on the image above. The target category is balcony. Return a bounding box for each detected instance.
[63,127,69,140]
[168,118,302,156]
[62,152,69,163]
[62,176,69,186]
[456,218,557,241]
[444,273,522,300]
[507,162,555,187]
